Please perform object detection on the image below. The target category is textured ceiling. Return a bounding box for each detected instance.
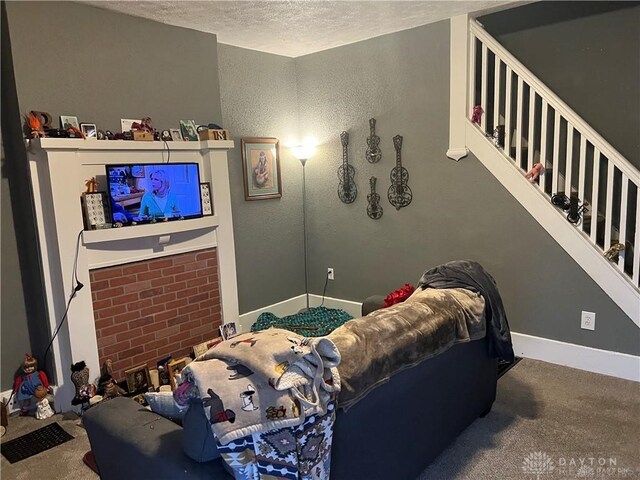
[85,1,521,58]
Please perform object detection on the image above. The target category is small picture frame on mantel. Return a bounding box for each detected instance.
[200,182,213,216]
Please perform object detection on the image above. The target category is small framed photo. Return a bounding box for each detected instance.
[220,322,238,340]
[125,364,151,393]
[200,182,213,216]
[192,337,223,359]
[179,120,198,141]
[167,358,189,391]
[121,118,141,133]
[241,138,282,200]
[60,115,80,130]
[81,191,111,230]
[170,128,182,141]
[80,123,97,139]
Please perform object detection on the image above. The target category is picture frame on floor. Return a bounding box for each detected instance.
[125,364,151,393]
[167,358,189,391]
[220,322,238,340]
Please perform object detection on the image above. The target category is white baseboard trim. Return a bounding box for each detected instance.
[238,295,363,332]
[238,297,639,382]
[1,390,19,414]
[308,294,363,318]
[512,332,640,382]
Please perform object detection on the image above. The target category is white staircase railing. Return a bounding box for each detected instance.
[468,20,640,291]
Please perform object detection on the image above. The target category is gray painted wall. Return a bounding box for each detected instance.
[6,1,222,132]
[479,1,640,167]
[294,21,639,355]
[1,141,32,390]
[2,1,223,390]
[217,44,304,312]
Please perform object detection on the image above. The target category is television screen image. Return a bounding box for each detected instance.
[106,163,203,224]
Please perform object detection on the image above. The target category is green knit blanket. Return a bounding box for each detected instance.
[251,306,353,337]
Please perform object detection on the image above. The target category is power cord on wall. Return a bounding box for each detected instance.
[162,139,171,163]
[319,270,329,307]
[42,230,84,370]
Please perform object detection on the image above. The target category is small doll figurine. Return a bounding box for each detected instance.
[35,398,54,420]
[524,163,544,183]
[98,374,126,399]
[13,354,50,415]
[471,105,484,125]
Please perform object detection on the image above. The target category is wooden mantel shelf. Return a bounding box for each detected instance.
[28,137,234,152]
[82,215,220,244]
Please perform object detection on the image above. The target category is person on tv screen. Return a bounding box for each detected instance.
[138,169,181,220]
[111,199,134,224]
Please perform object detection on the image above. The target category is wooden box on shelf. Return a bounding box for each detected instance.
[198,129,229,141]
[132,131,154,141]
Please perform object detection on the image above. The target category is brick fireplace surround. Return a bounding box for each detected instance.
[91,249,222,382]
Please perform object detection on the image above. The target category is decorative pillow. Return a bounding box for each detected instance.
[182,399,220,462]
[144,391,188,422]
[382,283,416,308]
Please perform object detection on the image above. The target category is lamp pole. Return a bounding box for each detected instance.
[300,157,309,311]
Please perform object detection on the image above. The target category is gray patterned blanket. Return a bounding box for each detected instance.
[183,328,341,444]
[328,287,486,410]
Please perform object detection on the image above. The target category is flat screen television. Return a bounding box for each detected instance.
[106,163,203,224]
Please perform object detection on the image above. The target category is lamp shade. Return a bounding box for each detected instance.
[291,144,316,161]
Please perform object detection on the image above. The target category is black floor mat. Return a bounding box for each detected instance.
[1,422,74,464]
[498,356,522,379]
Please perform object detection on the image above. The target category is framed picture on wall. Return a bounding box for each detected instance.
[241,138,282,200]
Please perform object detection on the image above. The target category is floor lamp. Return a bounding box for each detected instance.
[291,144,315,312]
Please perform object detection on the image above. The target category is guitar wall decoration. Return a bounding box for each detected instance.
[388,134,412,210]
[366,176,383,220]
[365,118,381,163]
[337,131,357,204]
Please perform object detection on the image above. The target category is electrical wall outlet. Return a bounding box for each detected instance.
[581,311,596,331]
[327,268,334,280]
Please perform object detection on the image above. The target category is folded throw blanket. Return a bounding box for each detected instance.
[329,287,486,410]
[417,260,515,362]
[182,329,341,444]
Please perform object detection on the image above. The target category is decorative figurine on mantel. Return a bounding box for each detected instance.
[85,177,98,193]
[23,112,46,138]
[13,354,50,416]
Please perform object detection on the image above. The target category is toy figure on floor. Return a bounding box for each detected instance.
[13,354,50,415]
[35,398,54,420]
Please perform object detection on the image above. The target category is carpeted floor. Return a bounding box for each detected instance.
[0,411,98,480]
[1,358,638,479]
[419,358,640,479]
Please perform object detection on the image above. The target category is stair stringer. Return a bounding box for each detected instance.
[466,121,640,327]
